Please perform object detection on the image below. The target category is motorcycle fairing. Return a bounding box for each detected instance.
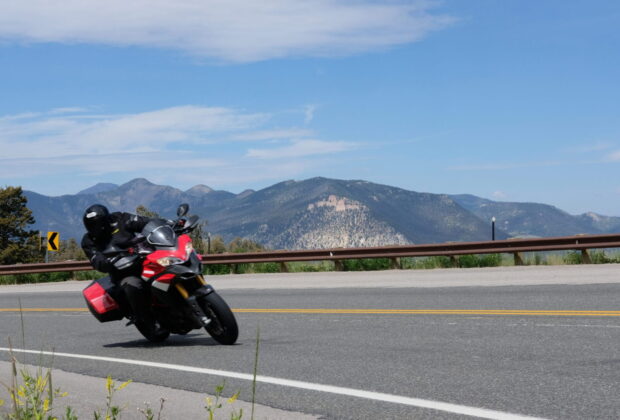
[146,234,193,264]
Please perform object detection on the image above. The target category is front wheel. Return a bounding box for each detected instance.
[198,292,238,345]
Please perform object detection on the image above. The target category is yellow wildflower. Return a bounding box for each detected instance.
[117,379,132,391]
[228,391,240,404]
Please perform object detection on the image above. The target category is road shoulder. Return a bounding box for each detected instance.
[1,264,619,294]
[0,360,319,420]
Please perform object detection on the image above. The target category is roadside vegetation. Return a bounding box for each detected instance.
[1,357,247,420]
[205,249,620,275]
[0,187,40,265]
[1,250,620,285]
[1,327,263,420]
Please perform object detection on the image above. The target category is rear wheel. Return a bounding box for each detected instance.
[135,321,170,343]
[198,292,238,345]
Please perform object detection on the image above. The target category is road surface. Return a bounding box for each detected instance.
[1,265,619,419]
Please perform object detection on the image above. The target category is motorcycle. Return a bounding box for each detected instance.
[82,204,239,344]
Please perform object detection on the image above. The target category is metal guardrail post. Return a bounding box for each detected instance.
[581,250,592,264]
[334,260,344,271]
[514,252,524,266]
[279,262,289,273]
[450,256,459,268]
[390,257,401,270]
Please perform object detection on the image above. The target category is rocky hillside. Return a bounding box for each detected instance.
[194,178,497,249]
[23,177,619,249]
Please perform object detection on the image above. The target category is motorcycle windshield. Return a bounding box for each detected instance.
[143,221,177,247]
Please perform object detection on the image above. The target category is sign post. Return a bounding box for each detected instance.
[46,231,59,263]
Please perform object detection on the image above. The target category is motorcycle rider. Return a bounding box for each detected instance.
[81,204,168,341]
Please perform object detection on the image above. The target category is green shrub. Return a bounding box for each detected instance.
[0,270,105,285]
[342,258,392,271]
[458,254,502,268]
[563,251,583,265]
[204,264,233,275]
[289,261,332,272]
[590,250,620,264]
[408,256,453,269]
[73,271,104,281]
[251,263,281,273]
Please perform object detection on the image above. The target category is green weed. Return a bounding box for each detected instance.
[92,376,131,420]
[204,382,242,420]
[0,352,73,420]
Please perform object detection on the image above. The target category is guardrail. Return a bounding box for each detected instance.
[1,233,619,276]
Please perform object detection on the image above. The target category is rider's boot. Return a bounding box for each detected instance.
[122,276,168,341]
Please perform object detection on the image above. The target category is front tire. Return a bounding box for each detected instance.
[199,292,238,345]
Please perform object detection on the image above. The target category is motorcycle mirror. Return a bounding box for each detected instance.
[177,203,190,217]
[186,215,200,230]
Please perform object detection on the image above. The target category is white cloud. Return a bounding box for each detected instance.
[606,150,620,161]
[492,191,507,199]
[232,128,313,141]
[304,105,317,124]
[0,106,268,159]
[246,139,356,159]
[0,0,455,62]
[448,161,562,171]
[566,141,615,154]
[162,159,314,188]
[49,107,91,115]
[0,106,355,188]
[0,152,225,180]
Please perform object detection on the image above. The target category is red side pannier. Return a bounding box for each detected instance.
[83,277,124,322]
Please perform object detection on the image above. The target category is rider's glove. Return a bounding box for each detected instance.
[91,253,113,273]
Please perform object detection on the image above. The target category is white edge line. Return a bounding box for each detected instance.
[0,347,545,420]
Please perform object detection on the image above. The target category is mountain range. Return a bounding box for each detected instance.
[23,177,620,249]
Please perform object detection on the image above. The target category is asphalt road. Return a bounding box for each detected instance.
[1,265,619,419]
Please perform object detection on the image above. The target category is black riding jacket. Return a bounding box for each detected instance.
[81,212,150,276]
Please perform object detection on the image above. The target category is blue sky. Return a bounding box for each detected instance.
[1,0,619,216]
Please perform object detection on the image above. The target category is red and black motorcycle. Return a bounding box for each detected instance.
[83,204,238,344]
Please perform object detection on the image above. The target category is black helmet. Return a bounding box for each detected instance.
[83,204,110,237]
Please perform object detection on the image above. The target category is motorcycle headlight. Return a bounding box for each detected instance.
[157,257,185,267]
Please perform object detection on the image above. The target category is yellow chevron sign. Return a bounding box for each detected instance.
[47,231,59,252]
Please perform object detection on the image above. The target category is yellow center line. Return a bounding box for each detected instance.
[0,308,87,312]
[1,308,619,316]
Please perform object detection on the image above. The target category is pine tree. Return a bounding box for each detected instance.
[209,235,227,254]
[189,221,210,254]
[51,238,87,262]
[227,237,265,253]
[0,186,39,264]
